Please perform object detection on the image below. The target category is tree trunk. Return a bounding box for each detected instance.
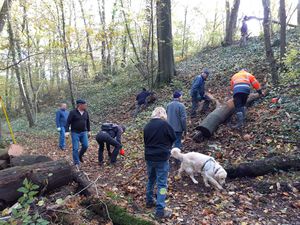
[193,94,260,141]
[279,0,286,61]
[181,6,188,58]
[59,0,75,108]
[78,0,96,74]
[262,0,278,85]
[97,0,109,73]
[298,0,300,25]
[10,155,52,167]
[0,159,74,209]
[224,0,240,46]
[156,0,175,86]
[226,154,300,179]
[0,0,12,33]
[7,15,34,127]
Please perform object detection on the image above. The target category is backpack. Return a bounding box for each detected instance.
[101,123,114,131]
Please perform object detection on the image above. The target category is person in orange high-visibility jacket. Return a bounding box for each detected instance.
[230,69,263,128]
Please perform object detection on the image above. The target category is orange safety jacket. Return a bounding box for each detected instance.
[230,70,261,94]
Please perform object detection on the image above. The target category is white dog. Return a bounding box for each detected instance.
[171,148,227,190]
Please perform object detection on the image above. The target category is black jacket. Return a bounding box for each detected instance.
[143,118,176,162]
[65,109,90,133]
[136,91,150,105]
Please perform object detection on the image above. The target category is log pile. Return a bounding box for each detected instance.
[0,154,93,210]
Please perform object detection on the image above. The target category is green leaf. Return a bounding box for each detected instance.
[55,198,64,205]
[17,187,29,194]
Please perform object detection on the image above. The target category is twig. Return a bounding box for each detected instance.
[72,174,101,197]
[119,165,146,187]
[86,202,112,222]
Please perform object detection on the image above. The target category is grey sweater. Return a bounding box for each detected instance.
[166,99,187,132]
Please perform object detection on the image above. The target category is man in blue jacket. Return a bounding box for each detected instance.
[133,88,151,117]
[55,103,69,150]
[190,68,211,118]
[166,91,187,149]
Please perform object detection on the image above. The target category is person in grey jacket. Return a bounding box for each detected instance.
[166,91,187,149]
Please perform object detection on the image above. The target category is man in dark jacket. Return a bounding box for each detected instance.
[65,99,91,168]
[144,107,176,219]
[55,103,69,150]
[190,68,211,117]
[166,91,187,149]
[133,88,151,117]
[96,123,125,165]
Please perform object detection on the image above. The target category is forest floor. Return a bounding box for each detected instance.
[9,31,300,224]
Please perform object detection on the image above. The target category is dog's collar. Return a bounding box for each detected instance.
[201,158,215,171]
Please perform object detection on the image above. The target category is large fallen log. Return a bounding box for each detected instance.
[226,154,300,179]
[193,93,260,141]
[0,159,78,209]
[10,155,52,167]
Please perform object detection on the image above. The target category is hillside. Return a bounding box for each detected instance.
[2,29,300,224]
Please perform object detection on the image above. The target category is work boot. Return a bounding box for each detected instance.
[232,112,244,129]
[155,209,173,219]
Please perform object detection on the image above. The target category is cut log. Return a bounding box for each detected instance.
[193,93,260,141]
[0,159,74,209]
[0,160,8,169]
[226,154,300,179]
[10,155,52,167]
[0,148,9,160]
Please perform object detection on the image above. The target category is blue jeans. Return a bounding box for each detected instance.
[174,132,183,149]
[71,131,89,165]
[146,160,169,215]
[59,127,66,149]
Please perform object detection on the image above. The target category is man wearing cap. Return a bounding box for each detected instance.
[65,99,91,167]
[230,69,263,129]
[166,91,187,149]
[190,69,211,118]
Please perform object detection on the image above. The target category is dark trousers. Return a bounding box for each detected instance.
[96,131,122,163]
[233,93,249,113]
[191,91,211,116]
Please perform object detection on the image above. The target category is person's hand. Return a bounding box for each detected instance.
[65,132,70,138]
[57,127,61,132]
[88,132,92,138]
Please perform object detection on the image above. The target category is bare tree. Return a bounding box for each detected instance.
[262,0,278,85]
[181,6,188,58]
[298,0,300,25]
[7,12,34,127]
[0,0,12,33]
[78,0,96,74]
[224,0,240,46]
[279,0,286,61]
[59,0,75,107]
[156,0,175,86]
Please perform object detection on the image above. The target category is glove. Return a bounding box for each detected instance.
[57,127,61,132]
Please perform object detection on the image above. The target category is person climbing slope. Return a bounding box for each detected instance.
[230,69,263,129]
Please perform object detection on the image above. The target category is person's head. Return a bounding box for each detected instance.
[240,68,248,72]
[201,68,210,80]
[60,103,67,110]
[119,125,126,134]
[151,107,167,120]
[76,99,87,111]
[173,90,183,101]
